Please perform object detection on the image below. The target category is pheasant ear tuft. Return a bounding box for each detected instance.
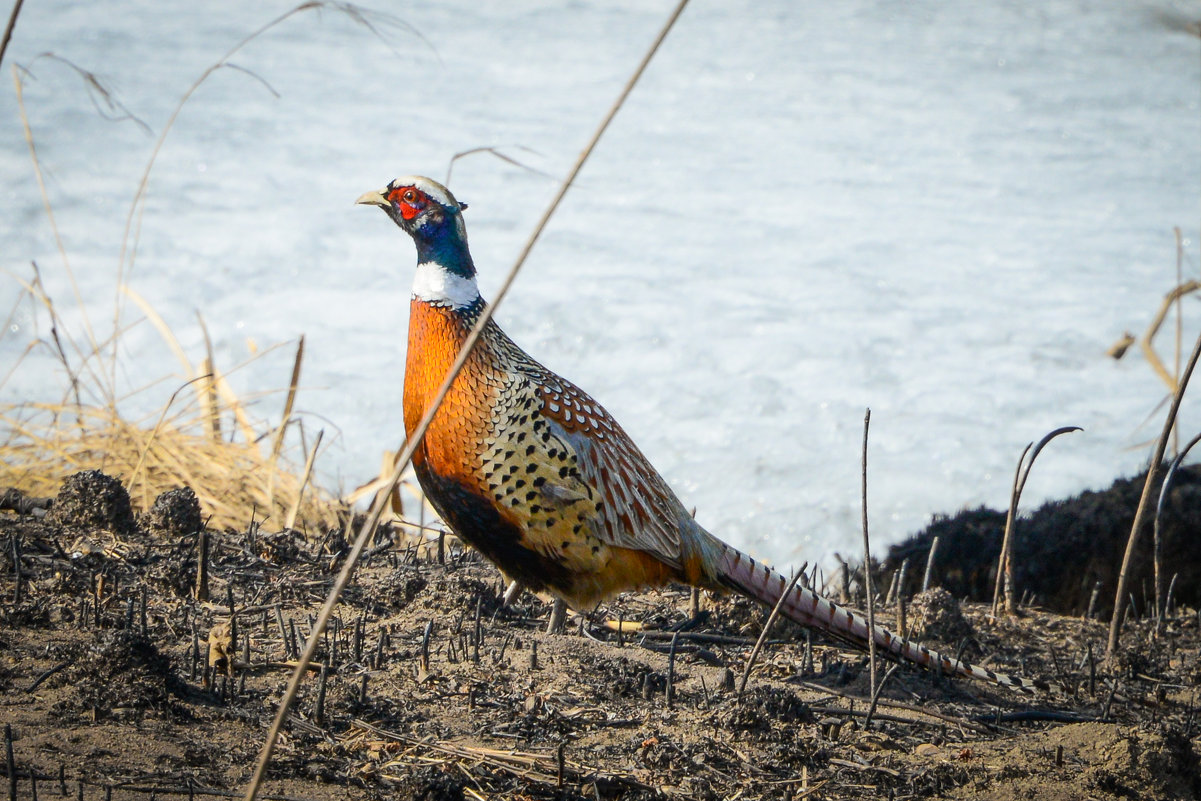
[459,201,469,211]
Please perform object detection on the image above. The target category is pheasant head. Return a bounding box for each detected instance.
[357,176,475,279]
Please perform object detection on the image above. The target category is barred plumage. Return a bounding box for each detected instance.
[358,176,1044,694]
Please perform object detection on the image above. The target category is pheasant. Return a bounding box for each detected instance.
[357,176,1042,694]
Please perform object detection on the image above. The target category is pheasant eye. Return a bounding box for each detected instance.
[388,187,422,206]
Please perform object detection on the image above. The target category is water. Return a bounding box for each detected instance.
[1,0,1198,571]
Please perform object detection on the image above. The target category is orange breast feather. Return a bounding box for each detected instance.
[403,300,499,490]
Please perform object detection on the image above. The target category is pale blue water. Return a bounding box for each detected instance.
[1,0,1198,569]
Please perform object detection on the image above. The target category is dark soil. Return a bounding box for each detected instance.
[0,473,1198,800]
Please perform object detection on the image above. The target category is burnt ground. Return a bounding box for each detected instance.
[884,465,1201,616]
[0,474,1199,801]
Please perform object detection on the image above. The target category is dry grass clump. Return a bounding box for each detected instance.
[0,399,345,533]
[1,241,347,535]
[2,260,346,535]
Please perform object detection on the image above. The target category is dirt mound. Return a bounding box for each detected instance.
[141,486,203,536]
[48,469,136,536]
[49,629,177,715]
[884,465,1201,615]
[909,586,974,643]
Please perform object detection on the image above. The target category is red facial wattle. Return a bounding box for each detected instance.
[387,186,425,220]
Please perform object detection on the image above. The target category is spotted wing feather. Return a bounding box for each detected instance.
[490,331,696,574]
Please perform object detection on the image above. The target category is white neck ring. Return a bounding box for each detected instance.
[411,261,480,309]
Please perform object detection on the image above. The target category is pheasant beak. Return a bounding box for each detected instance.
[355,188,391,208]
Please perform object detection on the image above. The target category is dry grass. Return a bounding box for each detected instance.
[0,256,349,531]
[2,220,348,536]
[0,400,345,533]
[0,270,347,533]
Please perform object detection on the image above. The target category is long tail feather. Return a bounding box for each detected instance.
[710,539,1045,694]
